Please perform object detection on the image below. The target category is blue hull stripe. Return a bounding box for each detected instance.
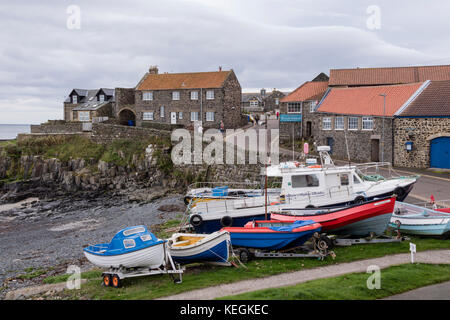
[171,240,229,264]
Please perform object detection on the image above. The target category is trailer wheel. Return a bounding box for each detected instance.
[189,214,203,227]
[318,235,334,251]
[111,274,122,288]
[102,274,112,287]
[238,248,251,263]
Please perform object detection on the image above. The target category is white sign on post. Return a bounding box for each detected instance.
[410,242,416,263]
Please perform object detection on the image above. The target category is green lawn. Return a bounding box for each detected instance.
[220,263,450,300]
[48,236,450,300]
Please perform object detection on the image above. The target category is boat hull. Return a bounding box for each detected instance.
[168,231,230,264]
[271,197,396,237]
[83,242,166,269]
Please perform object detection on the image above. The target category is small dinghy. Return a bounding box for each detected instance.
[83,225,166,269]
[389,202,450,236]
[222,220,321,250]
[270,196,396,237]
[168,230,231,265]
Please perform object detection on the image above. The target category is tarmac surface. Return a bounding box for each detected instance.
[383,281,450,300]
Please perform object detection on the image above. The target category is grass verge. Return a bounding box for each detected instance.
[50,236,450,300]
[219,263,450,300]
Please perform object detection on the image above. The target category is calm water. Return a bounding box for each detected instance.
[0,124,31,140]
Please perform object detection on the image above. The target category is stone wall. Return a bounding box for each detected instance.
[394,117,450,168]
[90,123,170,144]
[31,122,82,134]
[115,87,135,117]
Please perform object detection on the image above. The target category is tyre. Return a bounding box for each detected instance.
[393,187,406,200]
[354,196,365,205]
[238,248,251,263]
[111,274,122,288]
[102,274,112,287]
[184,196,191,205]
[220,215,233,227]
[305,205,316,209]
[189,214,203,227]
[318,235,334,250]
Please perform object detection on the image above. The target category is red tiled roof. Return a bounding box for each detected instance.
[317,82,425,116]
[137,70,231,90]
[399,80,450,116]
[281,81,328,102]
[329,65,450,86]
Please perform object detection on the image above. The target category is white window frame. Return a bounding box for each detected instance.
[142,91,153,101]
[309,101,317,113]
[275,98,279,105]
[191,111,199,121]
[99,94,105,102]
[143,112,154,120]
[179,111,183,120]
[172,91,180,100]
[362,117,374,130]
[249,100,258,107]
[206,112,214,122]
[287,102,302,113]
[72,95,78,104]
[348,117,358,130]
[322,117,332,130]
[190,91,198,100]
[206,90,214,100]
[78,111,90,122]
[335,117,344,130]
[160,106,165,117]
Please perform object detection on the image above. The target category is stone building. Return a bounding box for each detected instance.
[312,82,429,163]
[394,80,450,169]
[241,89,286,113]
[129,66,243,129]
[63,88,115,122]
[279,74,329,141]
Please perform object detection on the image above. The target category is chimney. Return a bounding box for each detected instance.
[260,88,266,97]
[149,65,159,74]
[219,66,222,71]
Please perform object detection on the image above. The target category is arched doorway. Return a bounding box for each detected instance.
[118,109,136,126]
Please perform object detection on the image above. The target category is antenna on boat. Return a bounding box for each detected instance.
[344,126,351,166]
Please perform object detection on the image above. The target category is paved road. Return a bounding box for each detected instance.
[158,249,450,300]
[383,281,450,300]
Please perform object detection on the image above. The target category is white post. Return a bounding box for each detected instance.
[410,242,416,263]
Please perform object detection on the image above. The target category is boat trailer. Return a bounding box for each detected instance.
[232,233,336,263]
[331,234,410,247]
[101,249,184,288]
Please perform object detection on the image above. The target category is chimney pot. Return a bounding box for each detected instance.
[149,65,159,74]
[219,66,222,71]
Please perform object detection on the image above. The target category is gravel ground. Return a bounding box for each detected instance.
[0,193,186,298]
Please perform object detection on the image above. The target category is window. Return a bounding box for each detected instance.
[353,174,361,184]
[287,102,302,113]
[309,101,317,113]
[291,174,320,188]
[179,112,183,119]
[140,234,151,242]
[340,174,349,186]
[160,106,165,117]
[275,98,279,105]
[206,112,214,121]
[78,111,90,121]
[123,239,136,249]
[143,112,154,120]
[348,117,358,130]
[206,90,214,100]
[191,111,199,121]
[72,95,78,104]
[99,94,105,102]
[172,91,180,100]
[322,117,332,130]
[249,100,258,107]
[143,92,153,101]
[191,91,198,100]
[335,117,344,130]
[362,117,374,130]
[123,226,146,236]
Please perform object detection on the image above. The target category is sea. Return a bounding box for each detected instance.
[0,124,31,140]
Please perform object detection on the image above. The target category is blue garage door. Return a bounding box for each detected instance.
[430,137,450,169]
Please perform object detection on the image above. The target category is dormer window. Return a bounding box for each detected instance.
[99,94,105,102]
[72,95,78,104]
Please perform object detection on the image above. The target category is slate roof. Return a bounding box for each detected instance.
[136,70,232,90]
[317,82,426,116]
[329,65,450,86]
[398,80,450,116]
[66,88,115,109]
[281,81,328,103]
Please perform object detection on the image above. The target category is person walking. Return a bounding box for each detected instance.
[219,120,225,133]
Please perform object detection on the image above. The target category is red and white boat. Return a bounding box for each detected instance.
[270,196,396,237]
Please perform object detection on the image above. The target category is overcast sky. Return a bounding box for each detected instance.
[1,0,450,124]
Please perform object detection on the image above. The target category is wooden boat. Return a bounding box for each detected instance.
[221,220,321,250]
[270,196,396,237]
[83,225,166,269]
[389,202,450,236]
[167,230,231,265]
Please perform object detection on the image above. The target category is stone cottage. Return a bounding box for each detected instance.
[126,66,243,130]
[64,88,115,122]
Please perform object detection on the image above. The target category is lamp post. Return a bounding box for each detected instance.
[379,94,386,163]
